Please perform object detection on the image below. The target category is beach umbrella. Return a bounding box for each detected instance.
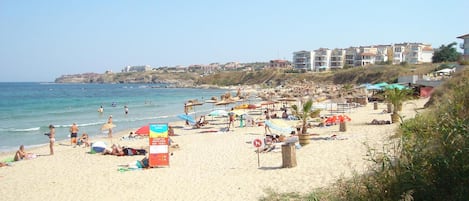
[177,114,196,124]
[185,101,204,118]
[135,125,149,136]
[215,99,235,106]
[101,123,116,130]
[385,83,407,90]
[373,82,389,89]
[229,109,246,116]
[260,100,276,106]
[278,97,297,102]
[215,99,236,109]
[208,109,228,117]
[362,83,382,90]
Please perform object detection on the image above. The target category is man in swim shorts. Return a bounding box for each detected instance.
[70,123,79,146]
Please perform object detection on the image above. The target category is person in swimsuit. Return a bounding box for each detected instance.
[77,133,90,147]
[14,145,35,161]
[69,123,79,146]
[124,105,129,115]
[49,124,55,155]
[107,115,113,138]
[264,110,273,135]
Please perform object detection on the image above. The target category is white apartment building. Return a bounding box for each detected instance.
[294,42,433,71]
[313,48,331,71]
[375,45,391,63]
[293,50,314,70]
[330,48,346,70]
[393,43,433,64]
[345,47,360,67]
[358,46,378,66]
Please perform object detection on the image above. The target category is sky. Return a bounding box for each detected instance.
[0,0,468,82]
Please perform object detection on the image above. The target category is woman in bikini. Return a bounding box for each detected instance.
[49,124,55,155]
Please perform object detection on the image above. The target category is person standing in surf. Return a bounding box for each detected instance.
[48,124,55,155]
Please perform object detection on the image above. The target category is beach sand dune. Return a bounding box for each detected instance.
[0,98,428,201]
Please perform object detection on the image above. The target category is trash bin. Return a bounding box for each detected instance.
[282,143,297,168]
[239,115,244,128]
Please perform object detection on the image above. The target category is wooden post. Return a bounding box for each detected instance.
[387,103,393,113]
[339,122,347,132]
[373,102,378,110]
[282,143,297,168]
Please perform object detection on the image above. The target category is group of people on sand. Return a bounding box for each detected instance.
[69,123,91,147]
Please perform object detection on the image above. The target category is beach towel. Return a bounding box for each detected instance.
[265,119,295,134]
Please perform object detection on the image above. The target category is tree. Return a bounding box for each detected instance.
[432,42,461,63]
[291,99,320,134]
[384,88,412,123]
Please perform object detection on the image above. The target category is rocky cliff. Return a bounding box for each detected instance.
[55,64,437,87]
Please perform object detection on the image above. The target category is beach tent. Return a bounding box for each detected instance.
[385,83,407,90]
[360,83,382,90]
[373,82,389,89]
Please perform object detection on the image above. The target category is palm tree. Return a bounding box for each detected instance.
[385,88,412,123]
[291,99,320,134]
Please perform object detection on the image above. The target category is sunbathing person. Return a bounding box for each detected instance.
[195,116,208,128]
[14,145,36,161]
[123,156,150,169]
[103,144,124,156]
[369,119,391,125]
[122,147,147,156]
[77,133,90,147]
[0,162,11,167]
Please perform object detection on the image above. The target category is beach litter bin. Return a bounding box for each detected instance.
[282,143,297,168]
[239,115,244,128]
[373,102,378,110]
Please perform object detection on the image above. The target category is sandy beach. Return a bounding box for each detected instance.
[0,97,428,201]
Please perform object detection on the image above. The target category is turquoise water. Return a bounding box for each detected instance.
[0,82,229,152]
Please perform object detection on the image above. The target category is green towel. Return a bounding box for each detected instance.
[2,157,15,163]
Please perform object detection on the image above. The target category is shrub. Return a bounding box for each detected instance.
[335,69,469,200]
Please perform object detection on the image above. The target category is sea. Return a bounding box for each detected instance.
[0,82,233,152]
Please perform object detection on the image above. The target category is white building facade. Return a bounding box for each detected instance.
[294,42,433,71]
[313,48,331,71]
[293,50,314,71]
